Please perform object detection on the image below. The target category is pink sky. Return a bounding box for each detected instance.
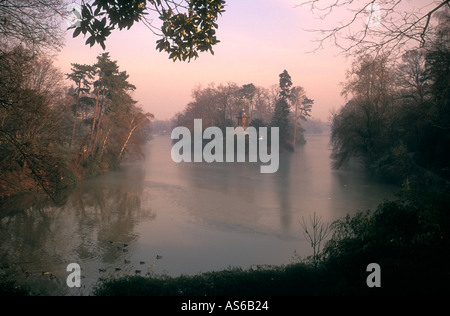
[56,0,357,122]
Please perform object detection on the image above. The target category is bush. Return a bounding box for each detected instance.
[321,185,450,295]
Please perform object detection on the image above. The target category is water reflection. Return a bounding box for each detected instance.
[0,165,155,295]
[276,153,293,230]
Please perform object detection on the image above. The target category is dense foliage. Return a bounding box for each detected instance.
[330,9,450,186]
[321,185,450,295]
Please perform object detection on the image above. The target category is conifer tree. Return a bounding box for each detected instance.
[271,70,293,150]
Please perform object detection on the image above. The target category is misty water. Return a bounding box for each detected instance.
[0,134,397,295]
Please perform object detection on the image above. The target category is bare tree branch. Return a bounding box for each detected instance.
[0,0,66,53]
[297,0,450,56]
[299,212,332,266]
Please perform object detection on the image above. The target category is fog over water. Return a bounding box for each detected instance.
[0,134,397,295]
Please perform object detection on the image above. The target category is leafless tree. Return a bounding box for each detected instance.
[0,0,66,53]
[297,0,450,56]
[299,212,332,266]
[0,47,68,199]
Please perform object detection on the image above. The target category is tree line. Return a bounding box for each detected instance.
[330,8,450,186]
[173,70,314,151]
[0,48,152,200]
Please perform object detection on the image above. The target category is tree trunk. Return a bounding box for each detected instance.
[98,127,111,163]
[93,95,105,153]
[117,117,149,164]
[118,118,135,163]
[89,87,105,154]
[69,82,81,149]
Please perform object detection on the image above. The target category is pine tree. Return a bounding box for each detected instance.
[66,63,95,149]
[271,70,293,150]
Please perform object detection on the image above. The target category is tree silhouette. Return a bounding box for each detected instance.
[66,64,96,149]
[271,70,293,150]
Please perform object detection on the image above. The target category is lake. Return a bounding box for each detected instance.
[0,134,397,295]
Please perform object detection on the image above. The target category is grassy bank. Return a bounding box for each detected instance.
[93,264,327,296]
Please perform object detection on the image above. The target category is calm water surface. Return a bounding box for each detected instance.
[0,134,397,295]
